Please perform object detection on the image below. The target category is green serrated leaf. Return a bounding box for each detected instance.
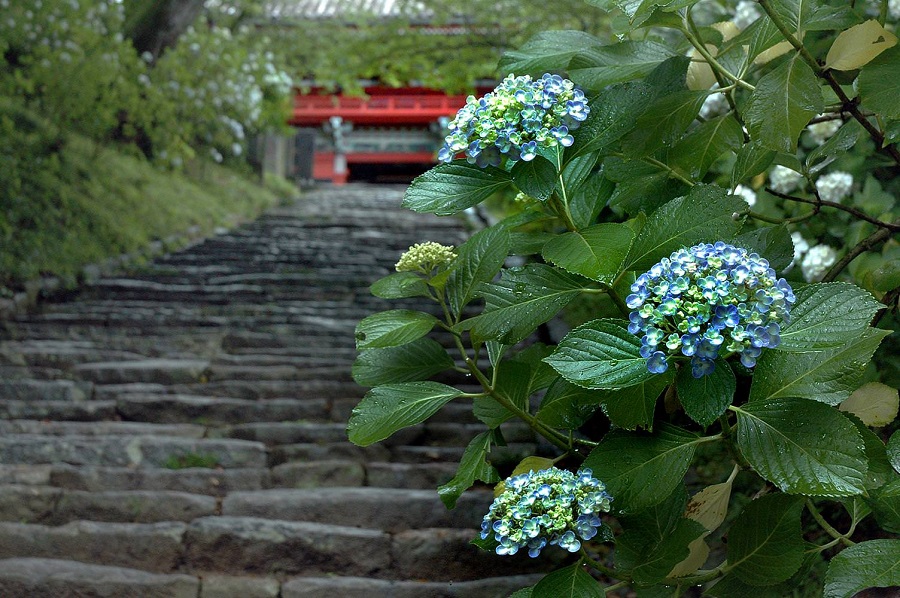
[533,562,603,598]
[734,397,868,496]
[750,328,891,404]
[438,429,501,509]
[888,430,900,474]
[536,378,604,429]
[584,423,700,511]
[806,121,862,174]
[568,171,615,230]
[569,83,649,160]
[447,226,510,316]
[569,40,676,91]
[352,337,454,387]
[605,156,690,216]
[731,142,776,188]
[859,45,900,119]
[745,53,824,153]
[777,283,883,351]
[473,360,531,428]
[676,359,735,428]
[512,155,558,201]
[601,371,672,431]
[670,114,744,180]
[510,343,558,396]
[348,381,463,446]
[624,184,747,272]
[402,161,512,216]
[545,318,654,390]
[824,539,900,598]
[498,30,605,76]
[625,90,709,157]
[355,310,437,350]
[459,264,586,345]
[558,153,599,198]
[727,493,805,586]
[844,411,893,490]
[734,224,794,273]
[370,271,430,299]
[542,223,635,283]
[869,477,900,533]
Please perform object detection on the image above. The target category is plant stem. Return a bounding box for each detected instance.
[555,174,579,232]
[603,580,629,594]
[601,283,631,317]
[681,12,755,91]
[643,156,696,186]
[822,221,898,282]
[805,498,856,547]
[756,0,900,165]
[579,547,621,579]
[765,188,900,232]
[744,209,816,225]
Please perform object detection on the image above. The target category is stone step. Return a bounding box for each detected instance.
[0,520,186,572]
[73,359,211,385]
[47,465,267,497]
[220,487,491,532]
[0,379,93,402]
[116,394,331,425]
[0,435,266,469]
[280,574,544,598]
[0,558,199,598]
[268,441,391,467]
[0,420,206,438]
[0,485,217,524]
[267,460,458,490]
[0,399,117,421]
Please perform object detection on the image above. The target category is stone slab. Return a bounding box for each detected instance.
[281,574,546,598]
[49,465,267,496]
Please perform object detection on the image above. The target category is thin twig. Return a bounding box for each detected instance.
[765,188,900,232]
[822,223,898,282]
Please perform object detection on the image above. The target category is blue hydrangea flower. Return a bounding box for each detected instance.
[480,467,612,558]
[438,73,589,168]
[627,242,795,377]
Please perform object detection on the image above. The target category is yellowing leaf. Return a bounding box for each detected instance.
[754,40,794,66]
[687,44,718,91]
[494,456,555,497]
[840,382,899,427]
[826,20,898,71]
[669,537,710,577]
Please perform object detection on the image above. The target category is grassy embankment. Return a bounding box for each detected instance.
[1,100,298,293]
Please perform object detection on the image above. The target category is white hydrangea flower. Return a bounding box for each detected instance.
[700,88,729,119]
[732,184,757,207]
[784,232,810,272]
[769,166,804,194]
[807,117,842,145]
[815,171,853,203]
[889,0,900,20]
[734,0,763,29]
[801,245,838,282]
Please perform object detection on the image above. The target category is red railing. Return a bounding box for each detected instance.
[290,92,469,126]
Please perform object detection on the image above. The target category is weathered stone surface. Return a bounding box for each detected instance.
[48,489,217,524]
[183,516,391,576]
[0,379,92,402]
[116,394,329,425]
[0,420,205,438]
[365,462,457,490]
[0,436,266,468]
[199,573,280,598]
[0,558,199,598]
[0,399,117,421]
[270,460,365,488]
[392,528,565,581]
[222,488,491,531]
[0,464,52,486]
[49,465,267,496]
[268,442,391,466]
[281,574,545,598]
[0,485,61,523]
[73,359,210,385]
[226,422,348,445]
[0,521,186,571]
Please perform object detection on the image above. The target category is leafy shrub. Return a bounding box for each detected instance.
[349,1,900,595]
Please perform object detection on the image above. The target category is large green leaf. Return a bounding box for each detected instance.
[532,562,603,598]
[670,114,744,180]
[369,272,430,299]
[569,40,676,91]
[869,477,900,533]
[511,155,558,202]
[402,161,512,216]
[536,378,604,429]
[447,226,510,316]
[777,283,882,351]
[624,90,709,158]
[545,319,654,390]
[348,381,463,446]
[509,343,558,396]
[542,223,634,283]
[824,539,900,598]
[749,328,891,404]
[583,423,700,511]
[676,359,735,428]
[437,429,502,509]
[568,83,652,160]
[858,46,900,119]
[733,397,868,497]
[558,153,599,201]
[624,184,747,272]
[498,30,604,76]
[889,430,900,474]
[744,53,824,152]
[845,412,894,490]
[600,371,672,431]
[354,310,437,350]
[473,361,530,428]
[567,172,615,231]
[352,337,454,387]
[459,264,587,345]
[733,224,794,273]
[616,487,706,585]
[604,156,690,216]
[806,120,862,174]
[731,141,776,188]
[727,493,805,586]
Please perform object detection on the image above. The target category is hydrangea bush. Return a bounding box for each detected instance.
[350,0,899,595]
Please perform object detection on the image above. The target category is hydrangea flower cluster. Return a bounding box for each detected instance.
[626,242,796,377]
[395,242,456,274]
[481,467,612,558]
[769,165,805,194]
[801,244,838,282]
[807,117,842,145]
[815,171,854,203]
[438,73,589,167]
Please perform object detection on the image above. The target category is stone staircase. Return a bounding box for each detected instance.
[0,185,558,597]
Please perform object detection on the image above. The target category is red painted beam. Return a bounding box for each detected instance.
[290,93,469,126]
